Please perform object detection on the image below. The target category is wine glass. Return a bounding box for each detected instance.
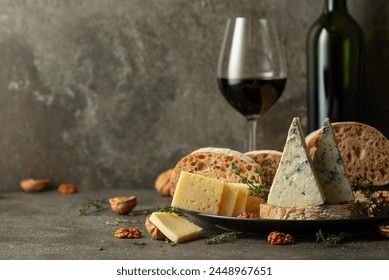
[217,18,287,151]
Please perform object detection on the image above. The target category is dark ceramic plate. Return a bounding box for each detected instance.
[185,210,389,234]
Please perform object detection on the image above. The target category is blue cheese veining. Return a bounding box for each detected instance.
[267,117,325,207]
[312,118,354,204]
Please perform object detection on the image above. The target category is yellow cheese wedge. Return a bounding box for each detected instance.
[229,183,250,216]
[218,183,239,216]
[149,212,202,243]
[171,171,225,215]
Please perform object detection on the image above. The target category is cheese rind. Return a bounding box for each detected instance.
[218,183,239,216]
[267,117,325,207]
[313,118,354,204]
[171,171,224,214]
[149,212,202,243]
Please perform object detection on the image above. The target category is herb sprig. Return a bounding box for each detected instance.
[316,229,346,246]
[231,161,277,199]
[157,206,184,216]
[205,231,241,245]
[352,174,389,217]
[79,198,107,215]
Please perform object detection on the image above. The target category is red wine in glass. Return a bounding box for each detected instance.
[217,77,287,117]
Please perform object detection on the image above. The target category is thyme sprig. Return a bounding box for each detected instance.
[157,206,184,216]
[231,161,277,199]
[79,198,107,215]
[205,231,241,245]
[316,229,346,246]
[352,174,389,217]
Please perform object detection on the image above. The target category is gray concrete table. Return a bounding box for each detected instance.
[0,188,388,260]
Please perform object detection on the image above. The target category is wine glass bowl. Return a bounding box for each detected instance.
[217,18,287,151]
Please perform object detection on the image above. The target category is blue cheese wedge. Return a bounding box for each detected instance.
[267,117,325,207]
[312,118,354,204]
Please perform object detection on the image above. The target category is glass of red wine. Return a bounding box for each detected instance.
[217,18,287,151]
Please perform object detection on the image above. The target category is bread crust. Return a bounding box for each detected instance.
[169,148,262,196]
[260,203,360,220]
[306,122,389,186]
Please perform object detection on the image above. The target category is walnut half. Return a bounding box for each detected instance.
[20,179,49,192]
[145,215,166,240]
[109,196,137,215]
[154,169,173,196]
[267,231,295,245]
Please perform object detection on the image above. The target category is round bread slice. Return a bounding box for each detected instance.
[260,203,360,220]
[306,122,389,186]
[169,147,262,196]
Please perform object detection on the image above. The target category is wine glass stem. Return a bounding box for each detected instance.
[247,118,257,152]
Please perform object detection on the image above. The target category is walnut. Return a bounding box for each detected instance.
[145,215,166,240]
[57,184,78,194]
[20,179,49,192]
[154,169,173,196]
[114,227,142,239]
[109,196,137,215]
[237,212,259,219]
[267,231,295,245]
[379,222,389,238]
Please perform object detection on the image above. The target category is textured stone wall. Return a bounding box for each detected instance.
[0,0,388,191]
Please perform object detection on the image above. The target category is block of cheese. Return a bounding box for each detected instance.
[148,212,202,243]
[260,203,359,220]
[171,171,224,215]
[267,117,325,207]
[218,183,239,216]
[230,183,250,216]
[313,118,354,204]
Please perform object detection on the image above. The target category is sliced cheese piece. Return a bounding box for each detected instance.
[313,118,354,204]
[218,183,239,216]
[267,117,325,207]
[230,183,250,216]
[245,195,266,216]
[149,212,202,243]
[171,171,224,215]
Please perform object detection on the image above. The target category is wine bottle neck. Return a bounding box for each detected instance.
[324,0,348,13]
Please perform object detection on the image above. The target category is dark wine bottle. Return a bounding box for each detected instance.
[307,0,365,132]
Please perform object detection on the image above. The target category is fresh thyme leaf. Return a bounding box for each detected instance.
[79,198,107,215]
[315,229,345,246]
[205,231,241,245]
[157,206,184,215]
[98,246,105,251]
[105,217,129,225]
[352,174,389,217]
[134,241,147,246]
[231,161,278,199]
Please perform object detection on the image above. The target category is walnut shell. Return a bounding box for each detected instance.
[145,215,165,240]
[109,196,137,215]
[20,179,49,192]
[379,221,389,238]
[154,169,173,196]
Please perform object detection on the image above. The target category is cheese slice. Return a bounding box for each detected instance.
[149,212,202,243]
[230,183,250,216]
[245,195,266,216]
[312,118,354,204]
[218,183,239,216]
[267,117,325,207]
[171,171,224,215]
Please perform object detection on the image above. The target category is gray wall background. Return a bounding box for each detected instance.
[0,0,388,191]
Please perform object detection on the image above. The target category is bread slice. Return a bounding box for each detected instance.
[169,147,262,196]
[260,203,360,220]
[306,122,389,186]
